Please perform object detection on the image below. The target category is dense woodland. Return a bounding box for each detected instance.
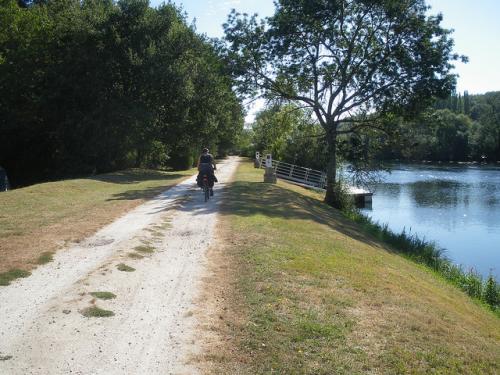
[0,0,243,187]
[379,91,500,162]
[244,91,500,171]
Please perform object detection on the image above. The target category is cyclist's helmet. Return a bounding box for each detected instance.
[202,148,209,153]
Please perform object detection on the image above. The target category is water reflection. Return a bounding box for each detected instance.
[361,164,500,279]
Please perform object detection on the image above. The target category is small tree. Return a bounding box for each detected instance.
[484,275,499,309]
[224,0,465,207]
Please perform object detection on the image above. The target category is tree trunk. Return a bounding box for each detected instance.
[324,129,340,207]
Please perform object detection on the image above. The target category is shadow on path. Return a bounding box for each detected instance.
[176,179,390,251]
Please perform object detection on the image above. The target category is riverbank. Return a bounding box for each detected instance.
[360,162,500,281]
[197,161,500,374]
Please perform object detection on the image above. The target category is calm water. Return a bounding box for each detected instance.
[360,164,500,279]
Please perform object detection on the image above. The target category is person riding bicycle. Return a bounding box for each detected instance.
[196,148,217,195]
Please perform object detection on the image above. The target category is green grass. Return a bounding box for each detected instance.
[90,291,116,300]
[36,251,54,265]
[81,306,115,318]
[203,161,500,374]
[134,245,155,254]
[127,252,144,259]
[0,269,31,286]
[116,263,135,272]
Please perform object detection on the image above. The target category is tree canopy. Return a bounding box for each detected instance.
[224,0,463,206]
[0,0,243,186]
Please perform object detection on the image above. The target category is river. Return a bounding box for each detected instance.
[360,163,500,280]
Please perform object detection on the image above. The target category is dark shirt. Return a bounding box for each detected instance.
[198,153,216,172]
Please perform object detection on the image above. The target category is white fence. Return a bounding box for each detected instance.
[259,158,327,190]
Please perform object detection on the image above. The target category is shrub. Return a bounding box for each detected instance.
[484,275,500,308]
[168,148,194,170]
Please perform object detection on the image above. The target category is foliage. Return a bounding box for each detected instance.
[224,0,462,206]
[0,0,243,186]
[251,104,328,170]
[168,147,195,171]
[370,91,500,162]
[234,127,254,157]
[485,275,500,307]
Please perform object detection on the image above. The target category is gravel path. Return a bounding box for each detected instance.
[0,157,240,375]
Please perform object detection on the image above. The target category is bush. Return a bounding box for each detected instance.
[329,181,355,211]
[143,141,168,169]
[484,275,500,307]
[168,149,194,170]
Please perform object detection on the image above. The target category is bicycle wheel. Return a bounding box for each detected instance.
[204,183,210,202]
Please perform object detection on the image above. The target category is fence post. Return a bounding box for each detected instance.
[254,151,261,168]
[263,154,277,183]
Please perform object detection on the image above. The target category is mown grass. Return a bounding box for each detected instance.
[203,161,500,374]
[81,306,115,318]
[0,269,31,286]
[90,291,116,300]
[0,168,195,274]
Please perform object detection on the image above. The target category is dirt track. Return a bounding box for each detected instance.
[0,157,239,375]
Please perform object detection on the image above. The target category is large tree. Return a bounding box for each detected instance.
[224,0,464,206]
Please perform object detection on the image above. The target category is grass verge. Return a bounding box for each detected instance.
[199,161,500,374]
[81,306,115,318]
[0,168,195,274]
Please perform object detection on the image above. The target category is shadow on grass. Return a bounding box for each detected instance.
[105,185,182,201]
[182,180,387,250]
[100,169,195,201]
[89,169,189,185]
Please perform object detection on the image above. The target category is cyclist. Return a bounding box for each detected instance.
[196,148,217,195]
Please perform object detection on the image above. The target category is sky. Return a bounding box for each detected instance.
[150,0,500,121]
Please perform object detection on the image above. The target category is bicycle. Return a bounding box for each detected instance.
[202,174,210,202]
